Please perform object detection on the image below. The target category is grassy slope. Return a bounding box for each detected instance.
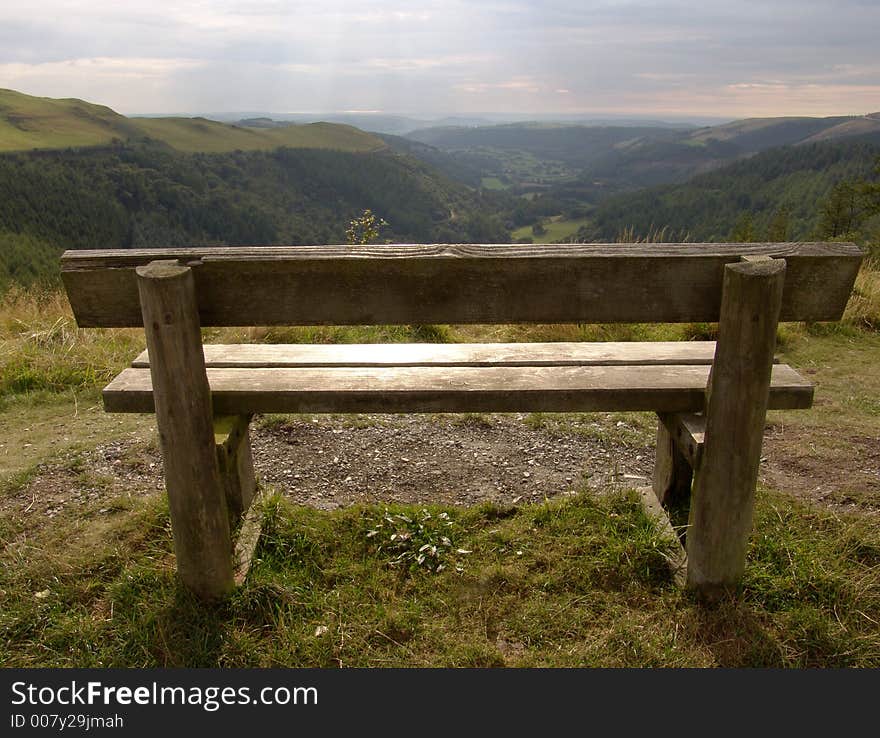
[0,89,384,154]
[131,118,383,153]
[1,264,878,667]
[685,115,853,149]
[0,88,141,151]
[512,216,592,242]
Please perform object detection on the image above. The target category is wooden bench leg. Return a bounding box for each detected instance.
[686,257,786,597]
[215,415,257,526]
[652,415,693,510]
[137,260,234,601]
[215,414,262,586]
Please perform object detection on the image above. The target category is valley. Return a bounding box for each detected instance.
[2,88,879,271]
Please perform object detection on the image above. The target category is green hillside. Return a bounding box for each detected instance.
[0,89,384,154]
[588,139,880,241]
[0,142,512,288]
[401,115,880,206]
[684,115,855,150]
[558,117,880,204]
[405,122,679,165]
[404,123,681,191]
[0,88,141,151]
[131,118,383,153]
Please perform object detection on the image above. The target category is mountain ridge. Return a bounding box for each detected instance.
[0,89,385,154]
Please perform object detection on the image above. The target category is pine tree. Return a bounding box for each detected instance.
[817,182,862,238]
[766,207,790,242]
[731,212,754,242]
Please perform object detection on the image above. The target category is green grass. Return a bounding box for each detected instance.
[513,216,592,242]
[132,118,383,154]
[480,177,509,190]
[0,88,142,151]
[1,487,877,667]
[0,88,384,154]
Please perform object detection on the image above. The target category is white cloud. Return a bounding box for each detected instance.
[0,1,878,116]
[0,57,205,81]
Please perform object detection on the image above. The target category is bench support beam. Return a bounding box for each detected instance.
[215,415,257,526]
[686,257,786,597]
[137,260,234,601]
[652,417,694,510]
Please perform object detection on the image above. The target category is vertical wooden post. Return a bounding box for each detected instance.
[215,415,257,526]
[652,415,693,509]
[137,260,234,600]
[686,257,786,596]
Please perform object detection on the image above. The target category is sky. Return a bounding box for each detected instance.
[1,0,879,120]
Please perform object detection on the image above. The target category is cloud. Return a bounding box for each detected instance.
[0,57,205,81]
[0,1,878,117]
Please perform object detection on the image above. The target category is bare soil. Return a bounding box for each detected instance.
[762,421,880,512]
[2,412,877,530]
[250,414,652,510]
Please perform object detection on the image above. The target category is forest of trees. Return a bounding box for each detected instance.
[584,139,880,243]
[0,142,513,288]
[3,130,879,292]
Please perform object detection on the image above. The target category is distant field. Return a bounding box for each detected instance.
[0,88,384,154]
[513,216,592,242]
[480,176,508,190]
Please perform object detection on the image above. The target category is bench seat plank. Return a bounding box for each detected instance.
[104,363,813,415]
[131,341,719,369]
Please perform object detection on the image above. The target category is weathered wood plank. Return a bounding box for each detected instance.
[638,487,688,587]
[233,495,263,587]
[686,258,786,596]
[136,260,234,601]
[61,242,864,327]
[652,419,693,509]
[132,341,719,369]
[215,415,257,526]
[103,363,813,415]
[658,412,706,468]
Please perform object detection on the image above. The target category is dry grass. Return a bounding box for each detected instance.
[0,286,143,402]
[614,225,692,243]
[844,257,880,330]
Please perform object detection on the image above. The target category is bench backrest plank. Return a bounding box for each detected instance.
[61,242,863,327]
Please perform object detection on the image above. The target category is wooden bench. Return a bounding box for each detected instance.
[61,242,864,600]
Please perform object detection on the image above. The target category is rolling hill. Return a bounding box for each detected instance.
[404,122,683,191]
[0,89,385,154]
[560,113,880,197]
[586,138,880,242]
[684,114,880,150]
[404,114,880,201]
[0,91,516,288]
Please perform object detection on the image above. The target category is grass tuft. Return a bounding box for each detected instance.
[4,486,877,667]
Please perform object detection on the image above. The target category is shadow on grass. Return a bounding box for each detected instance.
[108,571,235,667]
[683,597,783,667]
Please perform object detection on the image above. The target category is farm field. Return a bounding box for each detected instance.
[513,216,592,242]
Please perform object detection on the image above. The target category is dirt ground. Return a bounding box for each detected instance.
[2,411,878,529]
